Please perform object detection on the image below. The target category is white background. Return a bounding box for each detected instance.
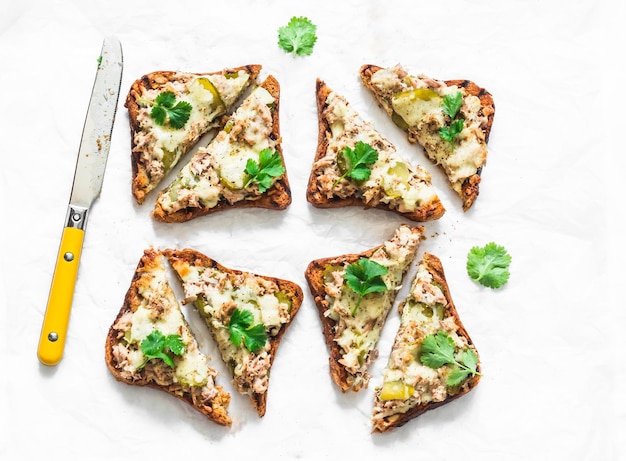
[1,0,623,459]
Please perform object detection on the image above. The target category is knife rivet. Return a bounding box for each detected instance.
[48,332,59,342]
[72,213,82,222]
[64,252,75,262]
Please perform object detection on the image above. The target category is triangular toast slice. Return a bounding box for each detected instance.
[371,253,481,433]
[165,248,303,417]
[307,79,445,222]
[105,248,232,427]
[125,65,261,204]
[360,64,495,211]
[304,224,423,392]
[152,75,291,223]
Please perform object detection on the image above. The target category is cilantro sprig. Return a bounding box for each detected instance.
[439,92,464,149]
[228,308,267,353]
[244,148,285,192]
[140,91,193,129]
[419,331,480,387]
[344,257,388,315]
[277,16,318,57]
[137,330,186,370]
[333,141,379,188]
[466,242,512,289]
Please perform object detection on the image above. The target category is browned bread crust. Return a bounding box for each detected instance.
[304,225,424,392]
[372,252,481,433]
[307,79,445,222]
[104,248,232,427]
[164,248,304,417]
[125,65,262,205]
[359,64,495,211]
[151,75,292,223]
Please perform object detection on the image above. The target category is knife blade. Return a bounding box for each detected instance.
[37,37,123,366]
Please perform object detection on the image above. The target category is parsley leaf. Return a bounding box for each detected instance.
[466,242,512,289]
[147,91,192,129]
[419,331,480,387]
[344,257,388,315]
[244,148,285,192]
[439,92,464,149]
[228,308,267,353]
[277,16,318,57]
[333,141,379,188]
[137,330,186,370]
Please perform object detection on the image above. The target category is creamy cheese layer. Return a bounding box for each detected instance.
[134,70,252,189]
[369,65,488,194]
[313,90,439,212]
[111,253,214,388]
[155,85,277,213]
[323,225,421,390]
[170,257,292,396]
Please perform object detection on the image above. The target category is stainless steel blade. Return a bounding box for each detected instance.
[69,36,123,213]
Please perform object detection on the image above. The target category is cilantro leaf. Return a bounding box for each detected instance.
[137,330,186,370]
[441,92,463,118]
[228,308,267,353]
[244,148,285,192]
[344,257,388,315]
[277,16,318,57]
[333,141,379,188]
[439,92,464,149]
[146,91,192,129]
[419,331,480,386]
[466,242,512,289]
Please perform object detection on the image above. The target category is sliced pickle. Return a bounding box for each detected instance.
[162,148,177,171]
[276,291,293,311]
[392,88,442,128]
[197,77,226,110]
[380,380,415,401]
[383,161,410,198]
[323,264,344,284]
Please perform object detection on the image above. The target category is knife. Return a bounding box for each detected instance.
[37,37,123,366]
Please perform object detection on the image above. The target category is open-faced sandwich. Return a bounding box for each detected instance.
[360,64,495,211]
[304,224,423,392]
[372,253,481,433]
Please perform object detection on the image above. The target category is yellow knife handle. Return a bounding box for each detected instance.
[37,226,85,366]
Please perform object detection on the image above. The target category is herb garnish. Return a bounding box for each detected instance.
[439,92,464,148]
[244,148,285,192]
[140,91,193,129]
[419,330,480,386]
[466,242,512,289]
[344,257,388,315]
[228,308,267,353]
[277,16,318,57]
[333,141,379,188]
[137,330,186,370]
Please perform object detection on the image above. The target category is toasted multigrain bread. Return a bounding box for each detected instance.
[307,79,445,222]
[165,248,303,417]
[371,253,481,433]
[360,64,495,211]
[304,225,423,392]
[152,75,292,223]
[105,249,232,427]
[125,65,261,204]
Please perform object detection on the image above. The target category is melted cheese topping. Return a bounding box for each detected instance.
[312,90,439,212]
[134,70,252,189]
[155,86,277,214]
[170,257,292,395]
[369,65,488,194]
[113,254,213,387]
[323,225,421,390]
